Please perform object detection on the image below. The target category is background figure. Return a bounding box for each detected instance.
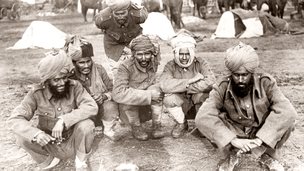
[95,0,148,73]
[7,50,98,170]
[160,31,215,138]
[195,42,297,171]
[112,34,165,141]
[65,35,121,141]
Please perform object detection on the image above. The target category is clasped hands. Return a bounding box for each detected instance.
[151,90,164,103]
[91,93,108,105]
[34,118,65,146]
[231,137,263,153]
[187,73,205,85]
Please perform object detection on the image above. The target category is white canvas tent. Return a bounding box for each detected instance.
[8,21,67,50]
[211,9,290,39]
[140,12,175,41]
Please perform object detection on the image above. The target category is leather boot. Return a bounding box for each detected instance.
[217,152,239,171]
[171,123,186,138]
[131,125,149,141]
[152,123,166,139]
[102,120,121,141]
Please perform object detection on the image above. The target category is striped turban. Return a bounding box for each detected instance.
[64,35,94,61]
[171,33,196,68]
[130,34,160,70]
[225,42,259,73]
[38,50,73,83]
[107,0,131,11]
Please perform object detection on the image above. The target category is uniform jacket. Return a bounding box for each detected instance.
[95,7,148,61]
[160,57,216,94]
[112,58,157,106]
[195,73,297,149]
[7,80,98,142]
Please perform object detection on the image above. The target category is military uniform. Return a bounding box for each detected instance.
[7,80,98,167]
[195,73,297,157]
[95,7,148,62]
[69,63,119,124]
[160,57,216,116]
[112,57,162,137]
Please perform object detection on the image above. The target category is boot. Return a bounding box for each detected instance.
[217,152,239,171]
[102,120,121,141]
[152,123,166,139]
[171,123,186,138]
[259,154,284,171]
[131,125,149,141]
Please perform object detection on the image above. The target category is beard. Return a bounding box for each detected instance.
[231,77,254,98]
[49,80,70,99]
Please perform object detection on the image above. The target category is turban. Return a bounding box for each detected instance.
[107,0,131,11]
[170,33,196,68]
[225,42,259,73]
[130,34,160,71]
[38,50,73,83]
[64,35,94,61]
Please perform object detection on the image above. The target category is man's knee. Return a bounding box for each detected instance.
[74,119,95,135]
[163,94,184,108]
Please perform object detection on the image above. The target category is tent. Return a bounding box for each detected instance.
[140,12,175,41]
[211,9,290,39]
[8,21,67,49]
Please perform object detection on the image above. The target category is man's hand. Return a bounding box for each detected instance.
[151,90,163,102]
[231,137,262,153]
[52,118,65,140]
[35,132,55,146]
[187,73,205,85]
[91,93,107,105]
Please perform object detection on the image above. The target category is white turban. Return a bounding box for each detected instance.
[38,50,72,83]
[225,42,259,73]
[170,34,196,68]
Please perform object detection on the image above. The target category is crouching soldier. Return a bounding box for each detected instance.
[195,42,297,171]
[160,33,215,138]
[112,34,164,141]
[65,36,121,141]
[7,50,98,170]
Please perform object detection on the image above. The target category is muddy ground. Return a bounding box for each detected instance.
[0,8,304,171]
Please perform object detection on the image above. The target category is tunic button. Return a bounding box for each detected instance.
[44,113,48,115]
[238,116,242,119]
[249,116,252,119]
[246,104,250,108]
[58,107,62,111]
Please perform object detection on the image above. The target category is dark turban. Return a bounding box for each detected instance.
[107,0,131,11]
[225,42,259,73]
[64,35,94,61]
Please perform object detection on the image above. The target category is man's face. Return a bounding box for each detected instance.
[231,66,253,97]
[113,10,129,25]
[74,57,92,75]
[48,72,69,99]
[134,50,152,68]
[179,47,190,65]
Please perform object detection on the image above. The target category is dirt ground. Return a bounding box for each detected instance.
[0,8,304,171]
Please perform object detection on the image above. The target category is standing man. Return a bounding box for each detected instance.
[7,50,98,170]
[160,33,215,138]
[112,34,164,141]
[95,0,148,66]
[65,35,121,141]
[195,42,297,171]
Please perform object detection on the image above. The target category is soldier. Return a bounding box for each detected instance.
[195,42,297,171]
[65,35,121,141]
[95,0,148,69]
[112,34,164,141]
[7,50,98,170]
[160,33,216,138]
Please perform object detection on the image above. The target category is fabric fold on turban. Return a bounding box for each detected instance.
[130,34,160,71]
[225,42,259,73]
[64,35,93,61]
[170,30,196,68]
[38,49,73,83]
[107,0,131,11]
